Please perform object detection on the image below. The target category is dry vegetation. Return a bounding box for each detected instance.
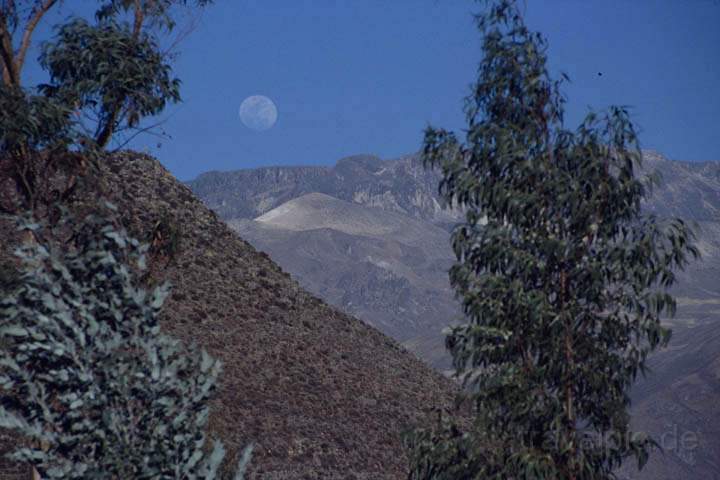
[0,151,459,479]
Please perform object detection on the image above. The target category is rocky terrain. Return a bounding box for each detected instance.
[188,150,720,479]
[0,152,460,479]
[190,153,468,370]
[229,192,458,370]
[188,153,462,230]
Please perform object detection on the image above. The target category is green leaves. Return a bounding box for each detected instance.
[39,18,181,148]
[0,84,76,155]
[0,208,251,478]
[2,0,215,175]
[406,1,700,478]
[95,0,215,33]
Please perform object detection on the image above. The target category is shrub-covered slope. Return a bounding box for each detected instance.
[0,152,457,479]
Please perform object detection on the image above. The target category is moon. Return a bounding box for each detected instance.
[239,95,278,131]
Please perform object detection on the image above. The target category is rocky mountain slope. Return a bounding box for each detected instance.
[620,299,720,480]
[189,153,461,230]
[0,152,459,480]
[188,150,720,479]
[230,193,458,368]
[188,150,720,362]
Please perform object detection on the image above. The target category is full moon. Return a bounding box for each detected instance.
[239,95,278,131]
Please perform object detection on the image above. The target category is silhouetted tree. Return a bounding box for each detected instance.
[405,1,699,478]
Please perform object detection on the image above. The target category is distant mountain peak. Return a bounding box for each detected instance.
[257,192,398,236]
[255,191,450,247]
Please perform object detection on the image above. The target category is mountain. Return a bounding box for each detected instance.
[188,150,720,479]
[0,152,459,480]
[189,153,461,230]
[620,298,720,480]
[229,193,459,370]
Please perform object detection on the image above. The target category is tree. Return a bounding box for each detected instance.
[0,84,80,213]
[0,0,58,87]
[0,203,252,478]
[0,0,211,213]
[39,17,181,149]
[1,0,212,151]
[405,1,699,478]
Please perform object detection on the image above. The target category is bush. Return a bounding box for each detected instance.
[0,203,251,478]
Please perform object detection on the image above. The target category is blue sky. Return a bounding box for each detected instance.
[23,1,720,181]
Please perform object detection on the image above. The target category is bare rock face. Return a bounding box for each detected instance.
[189,150,720,480]
[189,153,462,230]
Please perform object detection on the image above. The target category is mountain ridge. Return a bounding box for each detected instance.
[189,150,720,479]
[188,153,460,229]
[230,193,458,355]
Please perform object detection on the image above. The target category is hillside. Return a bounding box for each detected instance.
[189,150,720,479]
[188,150,720,302]
[231,193,458,369]
[254,192,448,248]
[0,152,459,479]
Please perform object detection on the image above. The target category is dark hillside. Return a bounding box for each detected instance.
[0,152,458,479]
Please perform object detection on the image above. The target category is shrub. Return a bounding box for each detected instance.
[0,203,251,478]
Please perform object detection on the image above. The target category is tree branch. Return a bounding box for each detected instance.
[161,6,202,58]
[133,0,145,40]
[95,106,121,148]
[111,117,171,152]
[97,0,151,149]
[16,0,57,83]
[0,63,9,84]
[0,9,17,85]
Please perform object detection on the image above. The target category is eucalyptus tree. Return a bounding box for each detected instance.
[405,1,699,478]
[38,16,182,149]
[1,0,213,214]
[2,0,210,146]
[0,204,252,478]
[1,6,177,209]
[43,0,213,148]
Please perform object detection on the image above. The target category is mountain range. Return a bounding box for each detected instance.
[188,150,720,479]
[229,192,458,369]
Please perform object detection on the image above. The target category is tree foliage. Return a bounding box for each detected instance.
[39,18,181,148]
[405,1,699,478]
[0,0,212,214]
[1,0,212,155]
[95,0,214,32]
[0,85,73,154]
[0,84,88,214]
[0,204,252,478]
